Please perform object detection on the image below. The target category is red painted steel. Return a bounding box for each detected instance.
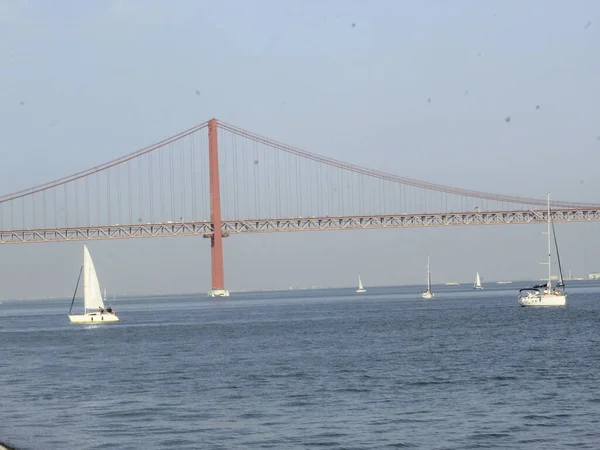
[208,119,225,291]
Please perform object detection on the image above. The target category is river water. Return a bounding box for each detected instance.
[1,282,600,449]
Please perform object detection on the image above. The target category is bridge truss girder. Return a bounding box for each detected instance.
[221,209,600,234]
[1,208,599,244]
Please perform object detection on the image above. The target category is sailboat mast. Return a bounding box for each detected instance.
[69,264,84,315]
[83,245,88,313]
[547,193,552,291]
[551,220,565,286]
[427,255,431,290]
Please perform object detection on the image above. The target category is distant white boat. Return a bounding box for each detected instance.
[518,193,567,307]
[356,275,366,293]
[474,272,483,290]
[68,245,119,323]
[421,255,434,299]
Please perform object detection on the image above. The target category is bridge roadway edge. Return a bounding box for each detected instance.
[1,209,600,244]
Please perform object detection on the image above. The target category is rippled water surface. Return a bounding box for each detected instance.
[2,282,600,449]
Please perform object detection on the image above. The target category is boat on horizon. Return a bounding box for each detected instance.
[474,272,483,290]
[421,255,434,299]
[356,275,366,293]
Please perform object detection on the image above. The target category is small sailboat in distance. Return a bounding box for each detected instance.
[474,272,483,290]
[356,275,366,293]
[68,245,119,323]
[421,255,434,299]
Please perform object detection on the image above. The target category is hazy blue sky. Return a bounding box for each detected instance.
[1,0,599,299]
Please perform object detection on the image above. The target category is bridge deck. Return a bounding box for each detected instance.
[1,209,599,244]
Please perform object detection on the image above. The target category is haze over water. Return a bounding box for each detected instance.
[2,283,600,449]
[2,1,600,298]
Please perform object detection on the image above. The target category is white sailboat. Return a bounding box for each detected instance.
[518,193,567,307]
[68,245,119,323]
[421,255,434,299]
[356,275,366,293]
[474,272,483,290]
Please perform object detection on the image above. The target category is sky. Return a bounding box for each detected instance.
[0,0,599,299]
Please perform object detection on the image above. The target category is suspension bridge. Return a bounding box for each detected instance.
[1,118,599,296]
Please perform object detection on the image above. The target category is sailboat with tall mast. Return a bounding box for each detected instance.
[356,275,366,293]
[68,245,120,323]
[421,255,434,299]
[518,193,566,307]
[474,272,483,290]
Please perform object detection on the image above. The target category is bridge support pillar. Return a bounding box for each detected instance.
[207,118,228,298]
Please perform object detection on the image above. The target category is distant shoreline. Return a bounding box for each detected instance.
[3,279,597,302]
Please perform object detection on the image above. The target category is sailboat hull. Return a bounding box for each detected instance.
[356,289,366,293]
[421,291,434,299]
[518,294,566,307]
[68,312,120,323]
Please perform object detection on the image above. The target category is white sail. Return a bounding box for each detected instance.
[426,256,431,291]
[474,272,482,289]
[356,274,366,293]
[83,245,105,312]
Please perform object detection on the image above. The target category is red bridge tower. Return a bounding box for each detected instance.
[207,118,228,297]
